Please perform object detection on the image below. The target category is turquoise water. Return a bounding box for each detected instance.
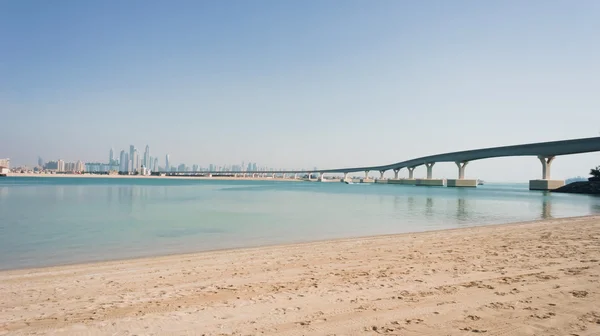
[0,177,599,270]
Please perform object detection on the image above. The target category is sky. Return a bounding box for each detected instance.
[1,0,599,181]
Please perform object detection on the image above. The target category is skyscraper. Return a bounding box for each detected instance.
[133,149,140,172]
[143,145,150,168]
[37,156,43,167]
[129,145,135,167]
[165,154,170,171]
[153,158,158,171]
[119,150,128,172]
[109,148,114,165]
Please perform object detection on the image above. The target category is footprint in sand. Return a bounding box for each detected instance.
[570,290,589,298]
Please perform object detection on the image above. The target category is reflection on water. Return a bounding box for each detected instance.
[407,196,415,213]
[457,198,468,222]
[542,198,552,219]
[425,197,434,217]
[592,202,600,214]
[0,187,7,200]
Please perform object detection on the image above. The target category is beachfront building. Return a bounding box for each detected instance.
[57,160,65,172]
[0,158,9,175]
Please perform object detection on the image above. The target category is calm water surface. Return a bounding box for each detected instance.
[1,177,599,270]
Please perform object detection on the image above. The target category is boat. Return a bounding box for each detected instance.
[344,180,353,184]
[477,179,484,185]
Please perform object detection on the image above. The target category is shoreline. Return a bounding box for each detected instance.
[1,214,596,274]
[1,215,599,335]
[3,172,310,182]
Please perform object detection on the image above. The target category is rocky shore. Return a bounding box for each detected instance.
[552,181,600,195]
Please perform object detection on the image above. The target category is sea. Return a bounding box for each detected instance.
[0,176,598,270]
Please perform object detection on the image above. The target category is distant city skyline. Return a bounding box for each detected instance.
[1,1,599,180]
[23,144,289,174]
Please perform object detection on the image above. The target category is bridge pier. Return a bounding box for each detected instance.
[387,166,416,185]
[529,155,565,190]
[341,172,349,182]
[447,161,477,187]
[379,170,385,179]
[317,172,324,182]
[416,163,445,186]
[408,167,415,179]
[425,163,434,179]
[360,170,373,183]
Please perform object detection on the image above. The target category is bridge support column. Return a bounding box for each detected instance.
[529,156,565,190]
[456,161,468,179]
[379,170,385,179]
[408,167,415,179]
[318,172,324,182]
[393,169,400,180]
[539,156,554,180]
[271,173,275,178]
[447,161,477,187]
[425,163,435,179]
[294,173,298,179]
[416,163,445,186]
[342,172,349,182]
[360,170,373,183]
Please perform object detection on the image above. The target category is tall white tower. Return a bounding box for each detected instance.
[143,145,150,168]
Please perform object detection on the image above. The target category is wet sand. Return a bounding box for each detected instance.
[1,216,599,335]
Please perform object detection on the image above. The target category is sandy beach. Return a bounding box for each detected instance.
[1,216,599,335]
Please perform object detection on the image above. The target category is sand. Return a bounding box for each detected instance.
[1,216,599,335]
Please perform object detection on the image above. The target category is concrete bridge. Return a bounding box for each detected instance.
[159,136,600,190]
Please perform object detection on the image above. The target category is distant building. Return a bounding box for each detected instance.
[165,154,170,171]
[0,159,10,175]
[109,148,114,165]
[131,149,140,173]
[192,164,199,172]
[143,145,150,169]
[37,156,43,167]
[153,158,158,171]
[178,163,186,172]
[76,160,84,172]
[119,151,129,173]
[45,161,58,170]
[57,160,65,172]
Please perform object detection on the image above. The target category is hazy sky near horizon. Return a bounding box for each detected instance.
[1,0,599,181]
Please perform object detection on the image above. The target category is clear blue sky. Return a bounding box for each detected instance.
[1,0,599,181]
